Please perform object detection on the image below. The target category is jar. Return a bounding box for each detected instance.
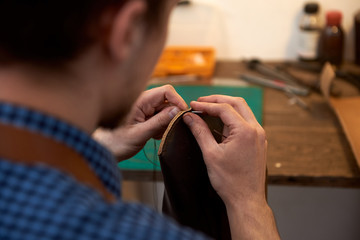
[318,11,345,66]
[298,2,321,61]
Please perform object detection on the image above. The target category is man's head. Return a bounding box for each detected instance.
[0,0,168,66]
[0,0,178,129]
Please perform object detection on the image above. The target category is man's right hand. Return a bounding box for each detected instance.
[183,95,280,240]
[93,85,187,161]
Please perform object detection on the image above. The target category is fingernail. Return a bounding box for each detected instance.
[169,107,180,119]
[183,114,193,126]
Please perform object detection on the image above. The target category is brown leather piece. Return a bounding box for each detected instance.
[0,122,115,202]
[159,110,231,240]
[320,63,360,169]
[330,97,360,169]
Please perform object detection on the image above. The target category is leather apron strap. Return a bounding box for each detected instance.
[0,122,115,202]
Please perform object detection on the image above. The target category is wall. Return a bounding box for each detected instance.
[166,0,360,61]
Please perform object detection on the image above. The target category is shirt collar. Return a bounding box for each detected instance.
[0,102,121,197]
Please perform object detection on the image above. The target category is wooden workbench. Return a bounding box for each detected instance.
[121,61,360,188]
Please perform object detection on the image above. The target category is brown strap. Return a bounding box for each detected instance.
[0,122,115,202]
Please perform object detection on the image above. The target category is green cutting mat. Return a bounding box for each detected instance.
[118,85,263,171]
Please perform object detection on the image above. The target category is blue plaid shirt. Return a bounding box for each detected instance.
[0,102,209,240]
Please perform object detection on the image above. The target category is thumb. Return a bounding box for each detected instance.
[183,113,218,157]
[138,106,181,140]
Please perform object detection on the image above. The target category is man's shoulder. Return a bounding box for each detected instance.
[0,160,209,240]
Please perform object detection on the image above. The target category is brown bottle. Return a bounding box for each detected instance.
[355,11,360,65]
[318,11,345,66]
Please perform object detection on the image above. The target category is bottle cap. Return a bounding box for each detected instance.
[326,11,342,26]
[304,3,319,14]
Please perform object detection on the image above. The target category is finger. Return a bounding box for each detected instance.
[144,85,188,110]
[154,101,173,113]
[183,113,219,158]
[197,95,258,124]
[190,101,247,127]
[135,106,181,140]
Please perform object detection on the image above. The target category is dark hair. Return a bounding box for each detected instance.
[0,0,163,67]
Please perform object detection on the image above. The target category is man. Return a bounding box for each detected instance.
[0,0,280,239]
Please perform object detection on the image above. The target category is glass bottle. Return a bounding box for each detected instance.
[298,2,321,61]
[355,10,360,65]
[318,11,345,66]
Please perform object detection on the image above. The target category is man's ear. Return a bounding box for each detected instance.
[107,0,147,62]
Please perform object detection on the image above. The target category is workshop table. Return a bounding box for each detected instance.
[120,61,360,188]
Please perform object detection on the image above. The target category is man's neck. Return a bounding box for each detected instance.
[0,67,101,134]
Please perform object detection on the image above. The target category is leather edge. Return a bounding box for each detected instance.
[158,108,192,156]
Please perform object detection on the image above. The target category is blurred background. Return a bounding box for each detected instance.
[167,0,358,61]
[122,1,360,239]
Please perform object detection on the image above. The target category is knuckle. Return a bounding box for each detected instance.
[157,115,167,126]
[219,103,232,111]
[257,127,267,142]
[234,97,247,108]
[235,97,246,104]
[245,126,258,140]
[243,125,267,144]
[163,84,175,92]
[239,124,259,143]
[213,94,222,100]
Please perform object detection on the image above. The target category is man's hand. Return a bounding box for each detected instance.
[93,85,187,160]
[183,95,280,239]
